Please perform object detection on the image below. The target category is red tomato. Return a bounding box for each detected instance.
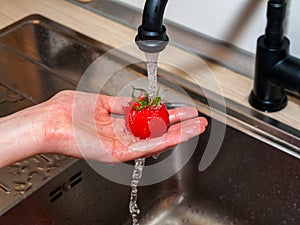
[125,103,170,139]
[124,87,170,139]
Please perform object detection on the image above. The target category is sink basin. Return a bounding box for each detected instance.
[0,15,299,225]
[1,120,299,225]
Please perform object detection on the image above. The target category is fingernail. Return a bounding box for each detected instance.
[197,117,208,126]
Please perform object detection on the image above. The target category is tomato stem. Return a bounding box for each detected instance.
[131,86,161,110]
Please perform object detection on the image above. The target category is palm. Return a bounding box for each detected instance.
[51,91,207,163]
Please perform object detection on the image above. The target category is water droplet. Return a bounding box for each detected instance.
[182,218,189,223]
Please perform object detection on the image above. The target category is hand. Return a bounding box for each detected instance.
[0,90,208,168]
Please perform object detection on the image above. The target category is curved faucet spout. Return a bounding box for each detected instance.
[142,0,168,32]
[135,0,169,53]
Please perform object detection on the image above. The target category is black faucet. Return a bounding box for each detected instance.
[135,0,169,53]
[249,0,300,112]
[136,0,300,112]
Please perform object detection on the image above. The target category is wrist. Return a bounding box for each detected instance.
[38,95,75,156]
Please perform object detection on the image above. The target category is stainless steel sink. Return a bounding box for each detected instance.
[1,122,300,225]
[0,14,110,215]
[0,15,299,225]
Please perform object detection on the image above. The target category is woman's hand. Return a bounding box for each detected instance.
[0,90,208,168]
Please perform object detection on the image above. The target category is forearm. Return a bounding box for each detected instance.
[0,105,48,168]
[0,90,208,168]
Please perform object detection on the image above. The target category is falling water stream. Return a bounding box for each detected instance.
[129,158,145,225]
[129,52,159,225]
[145,53,159,98]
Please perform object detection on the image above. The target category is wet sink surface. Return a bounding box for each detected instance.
[0,14,110,215]
[0,14,109,108]
[0,15,299,225]
[1,121,300,225]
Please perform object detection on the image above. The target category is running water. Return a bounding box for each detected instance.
[129,52,159,225]
[145,52,159,99]
[129,158,145,225]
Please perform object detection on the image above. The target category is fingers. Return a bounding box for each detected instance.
[98,94,201,124]
[166,116,207,143]
[92,116,208,163]
[129,116,208,154]
[168,107,199,124]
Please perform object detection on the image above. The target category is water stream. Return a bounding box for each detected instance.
[129,158,145,225]
[129,52,160,225]
[145,53,159,99]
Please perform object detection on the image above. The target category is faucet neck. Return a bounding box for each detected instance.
[264,0,287,48]
[142,0,168,32]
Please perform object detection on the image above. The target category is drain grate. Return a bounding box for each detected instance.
[49,171,83,203]
[69,171,83,188]
[49,186,63,203]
